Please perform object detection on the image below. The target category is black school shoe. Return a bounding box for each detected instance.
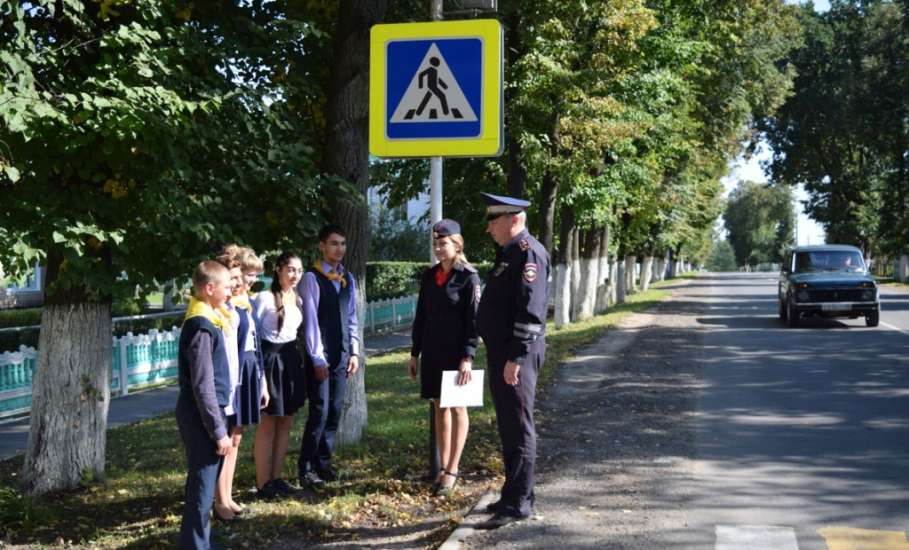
[475,510,531,530]
[300,470,326,489]
[271,478,297,496]
[316,464,339,482]
[256,480,280,500]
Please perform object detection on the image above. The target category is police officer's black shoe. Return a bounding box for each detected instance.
[484,499,504,514]
[475,511,530,530]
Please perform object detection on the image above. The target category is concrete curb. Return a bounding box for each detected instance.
[437,491,497,550]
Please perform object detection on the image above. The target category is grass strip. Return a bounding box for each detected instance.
[0,284,675,548]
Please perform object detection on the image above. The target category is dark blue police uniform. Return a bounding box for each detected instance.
[476,193,550,522]
[411,219,481,399]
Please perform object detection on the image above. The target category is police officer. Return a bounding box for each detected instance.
[408,219,481,494]
[475,192,550,529]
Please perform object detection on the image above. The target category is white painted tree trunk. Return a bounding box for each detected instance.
[900,255,909,283]
[608,261,618,306]
[577,257,598,320]
[22,302,111,495]
[570,255,582,322]
[625,255,637,293]
[641,256,654,291]
[595,252,610,314]
[162,279,176,311]
[554,263,571,329]
[616,259,627,304]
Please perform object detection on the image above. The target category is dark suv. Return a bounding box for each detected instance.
[779,245,880,328]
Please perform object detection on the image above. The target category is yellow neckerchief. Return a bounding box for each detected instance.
[184,297,226,330]
[274,288,298,310]
[312,261,348,288]
[231,293,252,312]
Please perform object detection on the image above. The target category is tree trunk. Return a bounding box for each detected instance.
[22,251,111,495]
[538,172,559,256]
[554,205,574,329]
[569,227,582,322]
[616,257,627,305]
[537,112,561,256]
[162,279,176,311]
[608,260,618,306]
[640,255,654,291]
[507,134,526,199]
[323,0,388,445]
[595,226,610,314]
[625,254,637,294]
[577,229,601,320]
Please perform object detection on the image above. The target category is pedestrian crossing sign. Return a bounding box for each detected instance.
[369,19,503,158]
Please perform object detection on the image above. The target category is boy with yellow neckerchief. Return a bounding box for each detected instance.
[297,224,360,488]
[176,260,233,549]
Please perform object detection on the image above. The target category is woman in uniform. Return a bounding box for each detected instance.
[408,219,481,495]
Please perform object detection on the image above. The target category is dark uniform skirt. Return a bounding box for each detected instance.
[234,351,263,426]
[261,340,305,417]
[421,363,458,400]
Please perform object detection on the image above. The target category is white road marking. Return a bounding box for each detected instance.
[716,525,799,550]
[881,321,909,335]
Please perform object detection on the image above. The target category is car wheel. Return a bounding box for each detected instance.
[787,296,800,328]
[866,310,879,327]
[779,299,788,321]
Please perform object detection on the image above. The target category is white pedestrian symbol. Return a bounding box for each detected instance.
[390,43,478,123]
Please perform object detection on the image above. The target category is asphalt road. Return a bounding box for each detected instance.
[461,273,909,549]
[689,273,909,550]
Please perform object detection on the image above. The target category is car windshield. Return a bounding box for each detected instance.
[795,250,865,272]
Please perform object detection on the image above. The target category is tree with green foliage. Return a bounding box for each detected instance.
[760,0,907,257]
[724,181,796,267]
[0,1,327,494]
[706,236,738,272]
[370,200,429,261]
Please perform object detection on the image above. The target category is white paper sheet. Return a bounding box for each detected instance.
[438,370,484,408]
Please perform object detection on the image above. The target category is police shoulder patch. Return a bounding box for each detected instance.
[519,238,530,251]
[523,262,538,283]
[473,283,482,304]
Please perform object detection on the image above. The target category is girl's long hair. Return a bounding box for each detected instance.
[270,250,300,332]
[450,234,471,269]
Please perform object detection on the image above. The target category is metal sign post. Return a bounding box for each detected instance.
[428,0,444,483]
[368,0,503,484]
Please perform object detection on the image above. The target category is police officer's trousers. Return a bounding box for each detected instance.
[488,344,544,516]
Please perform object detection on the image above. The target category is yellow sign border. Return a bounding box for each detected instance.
[369,19,503,158]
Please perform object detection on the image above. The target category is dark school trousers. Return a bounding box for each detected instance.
[298,362,348,474]
[487,341,544,516]
[176,399,224,550]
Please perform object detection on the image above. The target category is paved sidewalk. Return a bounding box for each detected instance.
[457,280,703,549]
[0,331,411,461]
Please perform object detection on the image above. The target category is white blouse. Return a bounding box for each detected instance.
[221,305,241,416]
[253,290,303,344]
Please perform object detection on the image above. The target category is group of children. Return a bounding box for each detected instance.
[176,225,358,550]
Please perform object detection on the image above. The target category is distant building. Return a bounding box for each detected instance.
[367,186,431,224]
[0,263,44,309]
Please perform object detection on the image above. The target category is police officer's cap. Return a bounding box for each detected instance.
[480,192,531,217]
[432,219,461,239]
